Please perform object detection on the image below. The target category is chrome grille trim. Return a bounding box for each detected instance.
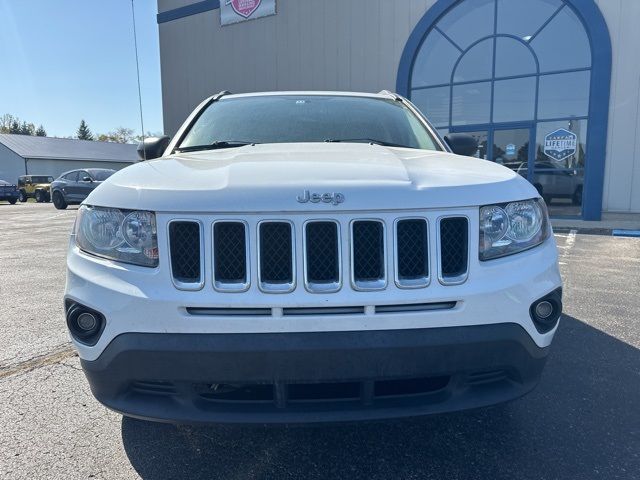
[350,219,387,291]
[303,220,342,293]
[167,219,205,291]
[164,211,471,293]
[394,217,430,289]
[437,215,470,286]
[212,220,250,293]
[257,220,296,293]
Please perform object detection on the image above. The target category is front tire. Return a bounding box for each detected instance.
[8,198,17,205]
[52,191,67,210]
[35,190,45,203]
[18,190,27,202]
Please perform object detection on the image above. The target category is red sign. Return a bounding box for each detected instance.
[228,0,262,18]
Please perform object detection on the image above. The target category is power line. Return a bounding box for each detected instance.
[131,0,146,158]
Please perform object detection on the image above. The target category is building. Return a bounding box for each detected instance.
[0,134,137,183]
[156,0,640,220]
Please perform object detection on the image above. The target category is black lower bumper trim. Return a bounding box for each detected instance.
[81,323,549,424]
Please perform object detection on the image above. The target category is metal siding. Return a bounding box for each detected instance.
[158,0,200,14]
[597,0,640,213]
[0,143,26,183]
[24,159,133,179]
[158,0,436,136]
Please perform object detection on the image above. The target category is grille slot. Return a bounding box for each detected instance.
[396,219,429,288]
[168,221,203,288]
[282,306,365,316]
[304,221,340,292]
[375,301,456,313]
[259,222,294,292]
[439,217,469,284]
[213,221,249,291]
[351,220,385,290]
[186,307,271,316]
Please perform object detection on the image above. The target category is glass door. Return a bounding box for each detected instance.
[491,126,534,181]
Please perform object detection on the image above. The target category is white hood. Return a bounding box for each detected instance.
[86,143,538,212]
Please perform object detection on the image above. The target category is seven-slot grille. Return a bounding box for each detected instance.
[167,216,469,292]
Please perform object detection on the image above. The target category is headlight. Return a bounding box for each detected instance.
[75,205,158,267]
[479,198,549,261]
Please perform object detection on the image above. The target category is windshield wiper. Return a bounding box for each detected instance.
[324,138,412,148]
[175,141,257,153]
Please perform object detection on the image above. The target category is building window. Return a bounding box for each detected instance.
[406,0,596,217]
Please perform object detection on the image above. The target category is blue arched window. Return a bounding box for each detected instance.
[397,0,611,220]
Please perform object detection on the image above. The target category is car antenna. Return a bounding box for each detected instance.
[131,0,146,160]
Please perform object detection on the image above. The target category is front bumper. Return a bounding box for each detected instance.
[81,323,549,424]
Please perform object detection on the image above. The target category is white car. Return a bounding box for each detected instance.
[65,91,562,424]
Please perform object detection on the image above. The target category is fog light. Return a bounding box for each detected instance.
[534,301,554,319]
[77,312,98,331]
[529,288,562,334]
[65,300,105,346]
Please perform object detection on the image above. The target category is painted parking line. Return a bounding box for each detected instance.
[612,229,640,238]
[46,211,76,220]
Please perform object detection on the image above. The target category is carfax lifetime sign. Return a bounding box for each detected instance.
[544,128,578,161]
[221,0,276,26]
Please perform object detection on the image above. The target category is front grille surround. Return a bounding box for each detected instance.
[212,220,251,292]
[437,215,470,286]
[394,217,430,289]
[303,220,342,293]
[350,219,387,291]
[167,220,205,291]
[257,220,296,293]
[163,211,471,293]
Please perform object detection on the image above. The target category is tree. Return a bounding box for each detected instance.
[35,125,47,137]
[77,120,94,141]
[9,120,20,134]
[19,122,35,136]
[0,114,16,133]
[96,126,135,144]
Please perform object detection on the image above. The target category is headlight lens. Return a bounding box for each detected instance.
[479,198,549,261]
[76,205,158,267]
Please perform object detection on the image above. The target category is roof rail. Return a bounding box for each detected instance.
[378,90,402,100]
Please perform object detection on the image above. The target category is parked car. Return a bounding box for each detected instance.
[0,179,19,204]
[50,168,116,210]
[517,161,584,206]
[65,91,562,424]
[17,175,54,203]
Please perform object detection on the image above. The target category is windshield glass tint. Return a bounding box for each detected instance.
[179,95,440,151]
[87,169,115,181]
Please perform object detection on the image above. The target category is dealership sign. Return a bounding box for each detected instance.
[221,0,276,26]
[544,128,577,161]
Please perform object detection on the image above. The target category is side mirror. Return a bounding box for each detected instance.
[444,133,479,157]
[137,136,171,161]
[82,176,93,182]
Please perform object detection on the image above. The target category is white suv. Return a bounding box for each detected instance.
[65,91,562,424]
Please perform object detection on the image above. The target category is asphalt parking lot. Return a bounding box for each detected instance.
[0,202,638,479]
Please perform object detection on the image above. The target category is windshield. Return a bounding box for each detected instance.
[31,176,54,183]
[87,169,116,181]
[178,95,441,152]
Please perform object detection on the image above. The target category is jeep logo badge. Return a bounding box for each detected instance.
[296,190,345,206]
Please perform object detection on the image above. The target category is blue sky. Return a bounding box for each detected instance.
[0,0,162,138]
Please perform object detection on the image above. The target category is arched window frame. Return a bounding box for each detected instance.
[397,0,611,220]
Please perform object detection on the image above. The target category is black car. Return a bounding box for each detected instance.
[50,169,116,210]
[0,179,19,204]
